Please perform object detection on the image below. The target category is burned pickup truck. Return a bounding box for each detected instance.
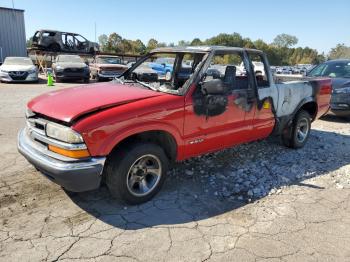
[18,46,331,204]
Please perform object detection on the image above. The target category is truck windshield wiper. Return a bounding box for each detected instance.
[135,80,159,92]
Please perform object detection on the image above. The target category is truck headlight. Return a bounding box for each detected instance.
[46,122,84,144]
[335,87,350,94]
[0,69,9,73]
[55,65,63,71]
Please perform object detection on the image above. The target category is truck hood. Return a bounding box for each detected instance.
[28,82,165,123]
[95,63,128,70]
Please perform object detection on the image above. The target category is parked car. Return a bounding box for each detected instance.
[18,46,331,205]
[239,61,266,76]
[89,55,128,81]
[149,57,174,80]
[0,57,38,83]
[128,63,158,82]
[52,55,90,83]
[307,59,350,117]
[32,29,99,54]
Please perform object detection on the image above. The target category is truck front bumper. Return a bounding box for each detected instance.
[17,128,106,192]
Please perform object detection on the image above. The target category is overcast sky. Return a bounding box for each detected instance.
[2,0,350,54]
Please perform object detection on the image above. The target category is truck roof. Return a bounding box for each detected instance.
[152,46,263,54]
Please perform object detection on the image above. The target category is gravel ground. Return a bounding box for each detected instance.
[0,79,349,261]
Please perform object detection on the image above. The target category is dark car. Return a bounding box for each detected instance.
[32,30,99,54]
[52,55,90,83]
[307,59,350,117]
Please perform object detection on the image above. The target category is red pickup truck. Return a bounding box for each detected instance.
[18,46,332,204]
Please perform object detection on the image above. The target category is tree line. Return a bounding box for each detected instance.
[98,32,333,65]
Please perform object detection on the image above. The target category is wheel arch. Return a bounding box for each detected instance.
[295,98,318,121]
[273,97,318,136]
[108,129,178,164]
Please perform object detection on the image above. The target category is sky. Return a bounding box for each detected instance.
[1,0,350,54]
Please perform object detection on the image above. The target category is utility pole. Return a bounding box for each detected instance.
[94,22,97,43]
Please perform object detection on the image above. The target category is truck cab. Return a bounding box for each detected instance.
[18,46,332,204]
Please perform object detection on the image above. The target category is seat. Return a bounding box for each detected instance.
[223,65,236,90]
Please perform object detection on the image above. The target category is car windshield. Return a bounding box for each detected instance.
[97,57,121,64]
[57,55,83,63]
[308,61,350,78]
[119,52,207,95]
[4,57,33,65]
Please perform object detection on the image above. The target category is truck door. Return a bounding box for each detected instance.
[183,50,256,158]
[246,51,276,139]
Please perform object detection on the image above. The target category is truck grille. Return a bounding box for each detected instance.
[26,117,87,155]
[27,117,47,136]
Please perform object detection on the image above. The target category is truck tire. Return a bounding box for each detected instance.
[105,142,169,205]
[282,110,311,149]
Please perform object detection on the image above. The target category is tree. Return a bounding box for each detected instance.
[190,38,202,46]
[178,40,190,46]
[107,33,122,53]
[205,33,243,47]
[272,34,298,48]
[147,38,158,52]
[157,42,167,48]
[26,37,33,48]
[98,34,108,52]
[328,44,350,59]
[132,39,146,55]
[118,39,132,54]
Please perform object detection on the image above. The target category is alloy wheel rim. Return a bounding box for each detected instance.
[126,154,162,197]
[296,118,309,143]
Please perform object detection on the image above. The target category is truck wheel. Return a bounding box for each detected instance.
[105,142,169,205]
[282,110,311,149]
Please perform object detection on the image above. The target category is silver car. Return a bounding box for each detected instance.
[0,57,38,83]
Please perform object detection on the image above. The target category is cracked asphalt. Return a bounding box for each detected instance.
[0,80,350,262]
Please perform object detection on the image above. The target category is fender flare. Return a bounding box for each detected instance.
[273,96,317,135]
[98,121,184,159]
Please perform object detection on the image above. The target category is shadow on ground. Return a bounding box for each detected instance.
[68,127,350,230]
[320,113,349,123]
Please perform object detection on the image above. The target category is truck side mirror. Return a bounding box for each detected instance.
[161,63,166,67]
[201,79,228,95]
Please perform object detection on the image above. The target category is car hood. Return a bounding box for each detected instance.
[330,78,350,89]
[56,62,87,69]
[0,64,35,71]
[28,82,165,123]
[95,63,128,69]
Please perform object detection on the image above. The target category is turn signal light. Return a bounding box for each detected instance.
[48,145,90,159]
